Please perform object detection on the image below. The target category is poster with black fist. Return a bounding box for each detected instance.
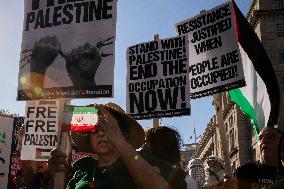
[17,0,117,100]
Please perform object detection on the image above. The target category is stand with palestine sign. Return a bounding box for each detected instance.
[175,1,246,99]
[126,35,191,119]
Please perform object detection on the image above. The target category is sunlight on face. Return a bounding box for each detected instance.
[90,130,114,155]
[259,128,282,165]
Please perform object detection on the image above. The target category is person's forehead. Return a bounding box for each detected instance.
[259,134,275,142]
[259,131,274,137]
[91,129,104,135]
[259,128,281,138]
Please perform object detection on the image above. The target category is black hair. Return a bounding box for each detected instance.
[145,126,183,165]
[278,133,284,165]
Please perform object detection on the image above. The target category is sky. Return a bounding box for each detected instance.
[0,0,252,146]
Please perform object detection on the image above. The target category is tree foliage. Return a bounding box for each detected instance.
[0,109,19,117]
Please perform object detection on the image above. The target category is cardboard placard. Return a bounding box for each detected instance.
[175,1,245,99]
[127,35,191,119]
[0,116,14,189]
[21,100,60,160]
[17,0,117,100]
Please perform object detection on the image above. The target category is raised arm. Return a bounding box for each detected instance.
[96,105,169,189]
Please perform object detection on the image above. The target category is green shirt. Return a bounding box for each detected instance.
[66,151,185,189]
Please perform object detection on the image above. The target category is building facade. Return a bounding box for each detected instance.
[192,116,220,161]
[180,143,198,169]
[193,0,284,174]
[193,96,253,174]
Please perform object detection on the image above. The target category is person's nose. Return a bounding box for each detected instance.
[97,130,105,138]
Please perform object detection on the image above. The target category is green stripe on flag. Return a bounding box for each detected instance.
[229,88,260,135]
[64,105,98,114]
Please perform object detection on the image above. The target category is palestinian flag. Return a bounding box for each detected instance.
[35,148,52,160]
[63,105,98,132]
[229,0,280,134]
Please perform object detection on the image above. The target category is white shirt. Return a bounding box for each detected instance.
[185,176,198,189]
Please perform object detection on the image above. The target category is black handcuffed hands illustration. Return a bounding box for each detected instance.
[65,42,102,87]
[29,35,113,89]
[30,36,60,88]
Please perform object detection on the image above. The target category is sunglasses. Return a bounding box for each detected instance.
[90,116,111,135]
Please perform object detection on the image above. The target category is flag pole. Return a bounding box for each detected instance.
[53,99,71,189]
[194,121,197,145]
[153,34,160,128]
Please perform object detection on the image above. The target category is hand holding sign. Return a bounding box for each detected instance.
[65,43,102,87]
[30,36,60,88]
[48,149,69,174]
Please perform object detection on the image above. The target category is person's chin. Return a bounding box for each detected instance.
[261,153,272,162]
[96,143,112,153]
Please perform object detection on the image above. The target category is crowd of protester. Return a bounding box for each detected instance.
[8,103,284,189]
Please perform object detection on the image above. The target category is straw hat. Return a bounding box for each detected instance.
[71,102,145,153]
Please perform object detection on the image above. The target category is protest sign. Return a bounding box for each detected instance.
[0,116,14,189]
[17,0,117,100]
[9,155,22,185]
[126,35,191,119]
[8,117,24,186]
[175,1,245,99]
[11,117,25,154]
[21,100,60,160]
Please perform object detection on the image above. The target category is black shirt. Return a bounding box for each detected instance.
[66,151,186,189]
[66,156,138,189]
[236,161,280,189]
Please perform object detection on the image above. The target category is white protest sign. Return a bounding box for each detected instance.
[17,0,117,100]
[126,35,191,119]
[0,116,14,189]
[21,100,60,160]
[175,1,245,99]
